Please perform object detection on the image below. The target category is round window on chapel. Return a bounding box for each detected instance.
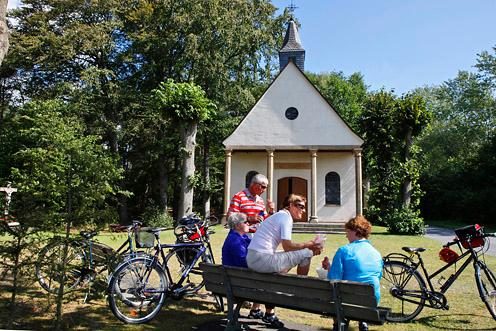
[285,107,299,120]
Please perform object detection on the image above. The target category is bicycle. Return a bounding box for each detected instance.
[35,220,145,298]
[107,215,223,324]
[381,224,496,322]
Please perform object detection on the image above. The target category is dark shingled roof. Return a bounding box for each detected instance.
[280,19,304,52]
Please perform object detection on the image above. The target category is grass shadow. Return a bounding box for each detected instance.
[416,313,496,330]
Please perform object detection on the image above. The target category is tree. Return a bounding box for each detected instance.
[306,71,368,131]
[417,69,496,223]
[361,90,431,234]
[0,99,122,328]
[0,0,8,65]
[152,79,215,219]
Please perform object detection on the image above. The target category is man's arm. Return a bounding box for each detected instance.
[281,239,321,255]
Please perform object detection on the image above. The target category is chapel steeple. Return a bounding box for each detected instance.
[279,18,305,71]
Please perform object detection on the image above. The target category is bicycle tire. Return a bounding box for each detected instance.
[36,240,86,294]
[108,257,168,324]
[381,260,427,322]
[164,246,212,295]
[475,260,496,320]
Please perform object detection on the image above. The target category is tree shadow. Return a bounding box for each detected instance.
[416,313,496,330]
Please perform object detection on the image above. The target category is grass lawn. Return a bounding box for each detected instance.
[1,224,496,330]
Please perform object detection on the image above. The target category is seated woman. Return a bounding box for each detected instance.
[323,215,383,331]
[221,213,281,328]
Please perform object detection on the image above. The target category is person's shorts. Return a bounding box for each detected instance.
[246,248,313,273]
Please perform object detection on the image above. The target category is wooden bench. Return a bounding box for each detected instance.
[200,263,390,331]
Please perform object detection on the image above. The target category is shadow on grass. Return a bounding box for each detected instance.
[416,313,496,330]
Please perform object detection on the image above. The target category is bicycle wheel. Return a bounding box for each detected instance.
[475,261,496,320]
[381,260,426,322]
[108,257,167,324]
[36,240,86,294]
[164,246,211,295]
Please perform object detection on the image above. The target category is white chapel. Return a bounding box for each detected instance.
[222,19,364,224]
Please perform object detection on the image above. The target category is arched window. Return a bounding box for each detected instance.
[325,172,340,205]
[245,171,259,188]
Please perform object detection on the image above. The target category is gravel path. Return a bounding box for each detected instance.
[424,226,496,256]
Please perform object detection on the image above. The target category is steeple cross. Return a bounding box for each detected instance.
[288,0,298,17]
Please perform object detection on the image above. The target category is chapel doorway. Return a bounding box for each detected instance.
[277,177,308,222]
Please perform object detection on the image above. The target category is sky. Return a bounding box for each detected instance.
[272,0,496,94]
[7,0,496,94]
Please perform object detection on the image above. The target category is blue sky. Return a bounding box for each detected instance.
[8,0,496,94]
[272,0,496,94]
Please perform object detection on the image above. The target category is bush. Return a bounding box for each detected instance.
[142,206,174,228]
[385,207,425,235]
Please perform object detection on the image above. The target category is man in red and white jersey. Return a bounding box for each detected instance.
[228,173,274,234]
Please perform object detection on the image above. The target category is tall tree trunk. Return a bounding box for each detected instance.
[178,121,197,219]
[202,139,210,218]
[158,153,168,214]
[0,0,9,66]
[401,127,413,207]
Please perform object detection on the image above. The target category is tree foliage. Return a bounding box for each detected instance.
[361,90,431,234]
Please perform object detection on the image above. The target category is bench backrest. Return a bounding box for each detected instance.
[200,263,386,324]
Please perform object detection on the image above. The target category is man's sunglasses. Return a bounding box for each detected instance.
[295,203,306,210]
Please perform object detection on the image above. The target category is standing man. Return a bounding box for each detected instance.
[228,174,274,234]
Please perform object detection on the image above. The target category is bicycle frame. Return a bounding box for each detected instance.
[138,224,214,296]
[390,238,485,309]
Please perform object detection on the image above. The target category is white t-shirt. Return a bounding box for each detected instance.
[248,209,293,254]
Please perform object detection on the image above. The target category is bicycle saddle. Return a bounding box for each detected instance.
[402,247,426,253]
[80,231,98,239]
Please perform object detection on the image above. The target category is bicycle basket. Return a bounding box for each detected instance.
[454,224,485,249]
[439,247,459,263]
[91,242,115,265]
[136,229,155,248]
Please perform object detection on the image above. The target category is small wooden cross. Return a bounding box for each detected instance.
[0,182,17,216]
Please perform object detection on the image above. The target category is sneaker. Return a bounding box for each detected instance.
[358,321,369,331]
[248,309,264,319]
[262,313,284,328]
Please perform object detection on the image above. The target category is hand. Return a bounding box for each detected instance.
[256,215,264,223]
[266,199,275,213]
[310,246,322,256]
[322,256,330,270]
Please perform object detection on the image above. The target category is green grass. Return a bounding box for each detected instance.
[1,224,496,330]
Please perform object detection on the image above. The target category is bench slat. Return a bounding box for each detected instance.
[225,267,333,290]
[228,277,333,301]
[335,282,377,307]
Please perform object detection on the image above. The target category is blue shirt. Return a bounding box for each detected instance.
[222,230,251,268]
[328,239,383,304]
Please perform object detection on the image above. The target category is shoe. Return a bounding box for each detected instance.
[358,321,369,331]
[262,313,284,328]
[248,309,264,319]
[332,320,349,331]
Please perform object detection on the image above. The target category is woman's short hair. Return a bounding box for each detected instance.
[282,194,307,209]
[227,212,247,230]
[345,215,372,239]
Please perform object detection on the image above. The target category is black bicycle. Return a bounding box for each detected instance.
[381,224,496,322]
[107,216,223,324]
[35,220,144,296]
